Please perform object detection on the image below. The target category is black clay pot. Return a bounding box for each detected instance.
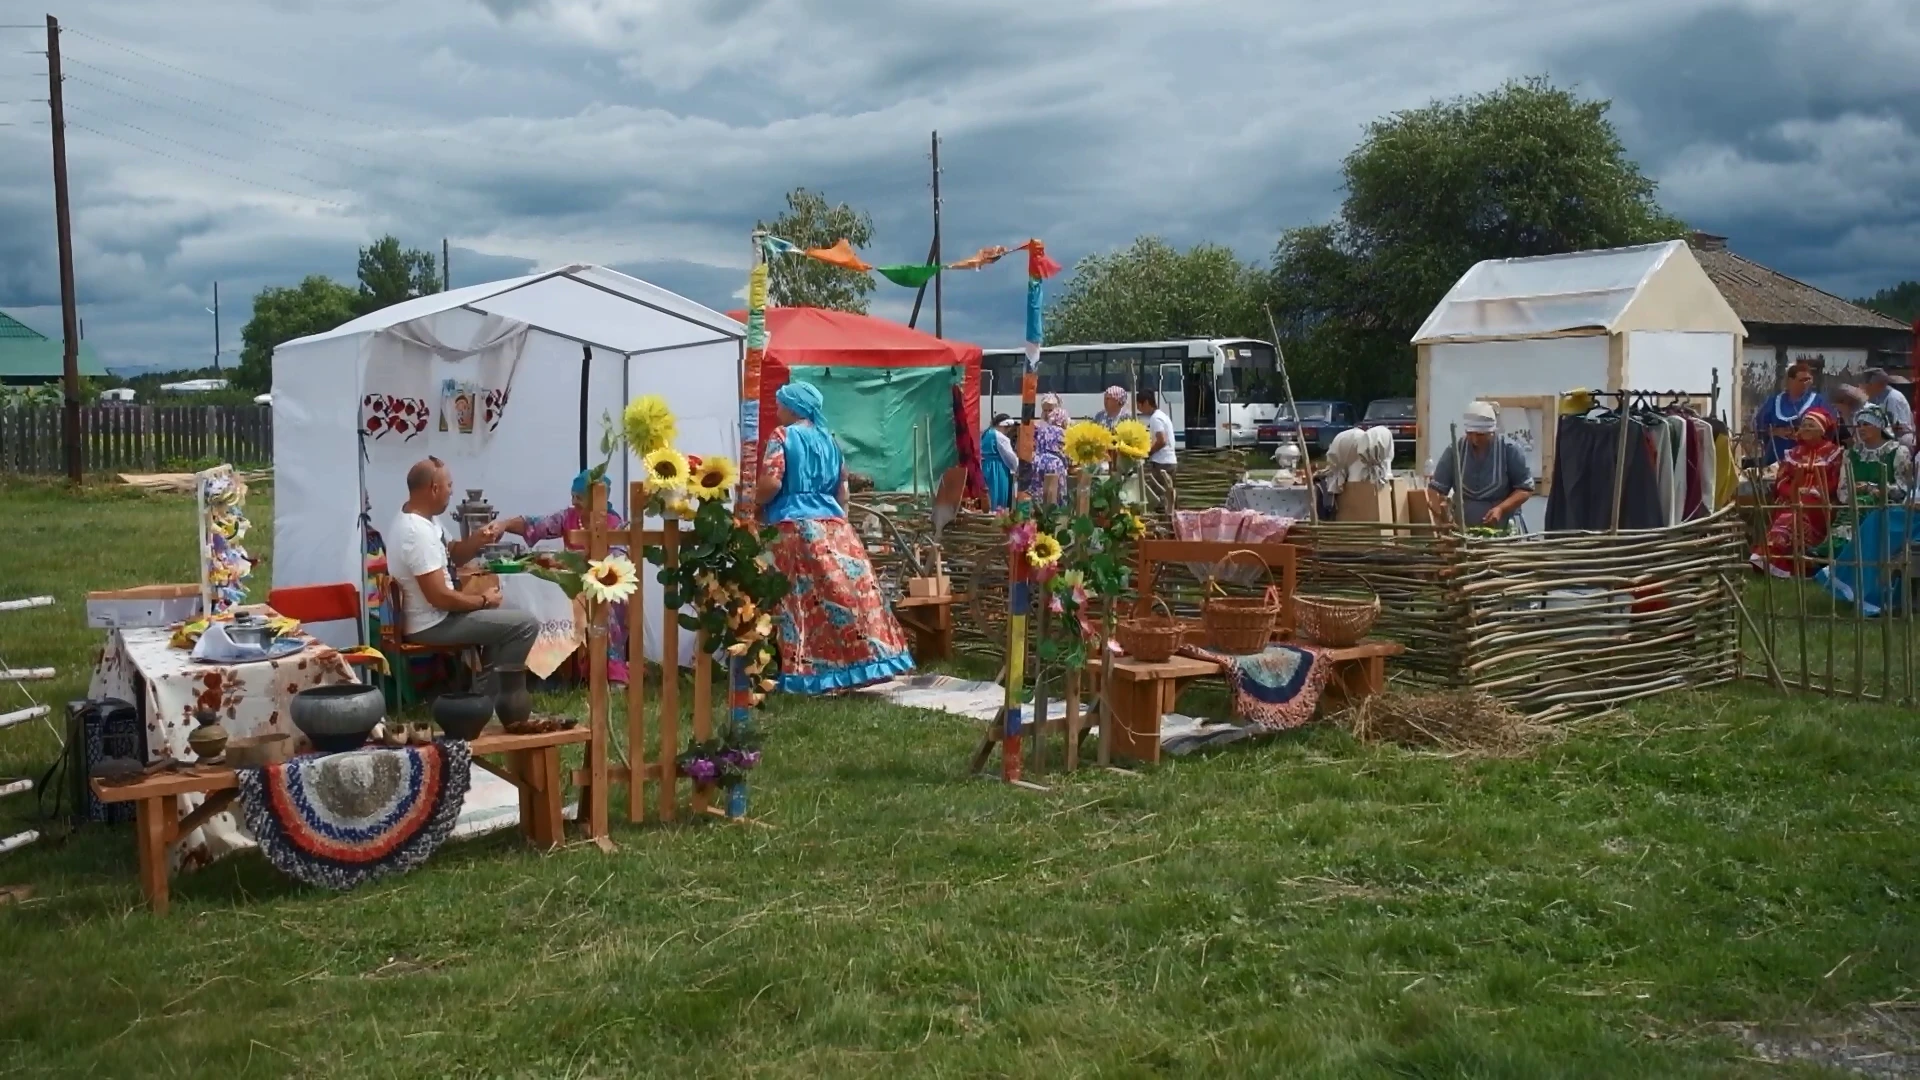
[289,683,386,753]
[432,691,495,741]
[492,667,533,728]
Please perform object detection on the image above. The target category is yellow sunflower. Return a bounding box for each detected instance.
[581,555,639,604]
[690,454,740,501]
[1112,418,1151,460]
[623,394,678,454]
[1027,531,1063,568]
[1062,421,1116,468]
[643,447,690,489]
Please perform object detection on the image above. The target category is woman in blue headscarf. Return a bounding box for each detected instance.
[498,468,630,683]
[981,413,1016,510]
[756,380,914,694]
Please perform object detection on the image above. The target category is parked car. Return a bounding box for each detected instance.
[1363,398,1417,456]
[1254,401,1357,455]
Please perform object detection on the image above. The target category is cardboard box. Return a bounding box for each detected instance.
[1336,478,1414,524]
[906,575,952,598]
[86,584,203,629]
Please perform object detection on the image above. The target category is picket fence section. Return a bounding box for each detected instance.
[0,405,273,474]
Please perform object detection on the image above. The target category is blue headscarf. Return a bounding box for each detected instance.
[571,468,612,511]
[775,380,829,431]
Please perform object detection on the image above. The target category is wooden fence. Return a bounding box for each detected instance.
[0,405,273,474]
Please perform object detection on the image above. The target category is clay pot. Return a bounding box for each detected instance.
[492,667,533,728]
[188,709,229,763]
[289,683,386,753]
[433,691,494,741]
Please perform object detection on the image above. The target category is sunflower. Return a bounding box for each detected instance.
[581,555,639,604]
[643,447,691,489]
[1027,531,1063,568]
[690,454,740,501]
[1112,419,1151,460]
[623,395,678,454]
[1062,421,1116,468]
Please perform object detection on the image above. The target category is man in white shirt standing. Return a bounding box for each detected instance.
[1861,368,1915,450]
[1135,389,1178,514]
[389,457,539,676]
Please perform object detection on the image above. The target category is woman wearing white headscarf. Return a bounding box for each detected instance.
[1426,401,1534,531]
[756,381,914,694]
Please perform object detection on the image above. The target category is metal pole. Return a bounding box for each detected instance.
[931,130,943,339]
[48,15,82,485]
[1264,305,1318,525]
[442,238,450,291]
[212,281,220,371]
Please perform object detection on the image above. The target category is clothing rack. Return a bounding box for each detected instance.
[1572,372,1721,533]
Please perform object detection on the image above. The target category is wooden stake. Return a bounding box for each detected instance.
[658,522,681,822]
[627,482,649,824]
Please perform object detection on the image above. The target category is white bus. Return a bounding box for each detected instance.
[980,338,1280,450]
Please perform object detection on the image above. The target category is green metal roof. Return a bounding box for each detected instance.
[0,312,106,378]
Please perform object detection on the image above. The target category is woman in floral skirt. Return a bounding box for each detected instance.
[755,381,914,694]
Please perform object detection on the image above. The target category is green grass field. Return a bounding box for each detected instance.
[0,478,1915,1077]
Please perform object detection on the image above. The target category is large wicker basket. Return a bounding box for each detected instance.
[1295,594,1380,648]
[1201,549,1283,654]
[1115,597,1185,663]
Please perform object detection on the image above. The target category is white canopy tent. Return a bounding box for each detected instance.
[271,263,744,666]
[1414,241,1747,532]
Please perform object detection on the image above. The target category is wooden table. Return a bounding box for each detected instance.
[1095,640,1404,766]
[893,594,957,664]
[91,727,591,914]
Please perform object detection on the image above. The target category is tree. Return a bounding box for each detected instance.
[1855,281,1920,326]
[1268,77,1686,403]
[755,188,876,312]
[1045,237,1265,345]
[355,235,441,316]
[235,275,357,392]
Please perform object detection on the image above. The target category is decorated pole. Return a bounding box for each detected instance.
[995,241,1056,783]
[739,233,769,515]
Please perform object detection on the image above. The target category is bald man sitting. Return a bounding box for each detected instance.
[387,457,539,675]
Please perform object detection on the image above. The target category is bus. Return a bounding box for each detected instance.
[979,338,1280,450]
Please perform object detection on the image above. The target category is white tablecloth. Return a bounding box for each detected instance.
[1227,482,1316,518]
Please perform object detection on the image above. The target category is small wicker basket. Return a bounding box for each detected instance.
[1201,549,1283,654]
[1295,594,1380,648]
[1116,597,1185,663]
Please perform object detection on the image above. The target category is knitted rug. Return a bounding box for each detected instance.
[1177,643,1329,732]
[237,741,471,891]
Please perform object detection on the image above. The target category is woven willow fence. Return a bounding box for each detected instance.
[855,452,1747,720]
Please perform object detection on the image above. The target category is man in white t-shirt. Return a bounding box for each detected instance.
[1136,390,1178,514]
[388,456,538,675]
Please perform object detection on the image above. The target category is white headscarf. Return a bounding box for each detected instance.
[1463,400,1499,434]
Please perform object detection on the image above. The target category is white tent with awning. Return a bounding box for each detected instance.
[270,263,744,666]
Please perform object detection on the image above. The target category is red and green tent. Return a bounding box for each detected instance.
[728,307,983,495]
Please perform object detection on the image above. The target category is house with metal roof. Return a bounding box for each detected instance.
[0,311,105,385]
[1687,233,1914,407]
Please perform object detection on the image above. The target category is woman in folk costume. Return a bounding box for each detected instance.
[1754,362,1826,465]
[1751,407,1845,578]
[1027,394,1070,503]
[981,413,1017,511]
[1815,405,1915,614]
[497,469,630,683]
[756,381,914,694]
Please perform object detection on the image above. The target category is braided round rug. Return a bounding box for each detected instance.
[237,740,472,891]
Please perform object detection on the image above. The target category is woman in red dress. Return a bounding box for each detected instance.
[1752,408,1844,578]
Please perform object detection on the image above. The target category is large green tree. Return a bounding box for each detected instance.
[235,275,357,393]
[1854,281,1920,325]
[756,188,876,312]
[355,235,441,316]
[1269,77,1686,403]
[1045,237,1265,345]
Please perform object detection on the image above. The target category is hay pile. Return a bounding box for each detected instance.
[1339,690,1549,757]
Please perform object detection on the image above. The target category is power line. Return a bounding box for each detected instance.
[66,121,349,209]
[65,72,397,169]
[66,27,371,131]
[65,105,355,198]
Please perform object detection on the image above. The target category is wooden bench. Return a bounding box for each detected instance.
[1093,639,1404,766]
[893,593,957,664]
[91,727,591,914]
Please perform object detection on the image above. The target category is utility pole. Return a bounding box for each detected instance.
[931,130,943,339]
[47,14,81,485]
[211,281,220,371]
[442,237,450,291]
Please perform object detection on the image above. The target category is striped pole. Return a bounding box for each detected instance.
[727,655,752,818]
[996,244,1053,782]
[738,232,769,514]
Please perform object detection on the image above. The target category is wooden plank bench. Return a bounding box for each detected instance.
[893,593,957,664]
[91,727,591,914]
[1092,639,1404,766]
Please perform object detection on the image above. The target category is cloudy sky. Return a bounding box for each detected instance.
[0,0,1914,372]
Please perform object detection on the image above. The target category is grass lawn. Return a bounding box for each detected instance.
[1,478,1916,1078]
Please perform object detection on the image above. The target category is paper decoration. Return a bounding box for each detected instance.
[198,465,252,616]
[761,236,1063,289]
[360,394,430,441]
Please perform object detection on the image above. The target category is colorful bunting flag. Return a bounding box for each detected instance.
[804,239,873,273]
[875,263,942,288]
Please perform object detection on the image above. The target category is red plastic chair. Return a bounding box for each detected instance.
[266,583,386,679]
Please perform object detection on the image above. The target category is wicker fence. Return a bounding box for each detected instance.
[0,405,272,474]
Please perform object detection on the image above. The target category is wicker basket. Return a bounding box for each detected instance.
[1116,597,1185,663]
[1295,594,1380,648]
[1201,549,1283,654]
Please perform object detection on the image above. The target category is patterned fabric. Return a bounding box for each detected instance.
[1178,643,1330,732]
[1031,420,1067,495]
[1753,438,1844,575]
[769,516,915,695]
[237,741,472,891]
[519,505,627,681]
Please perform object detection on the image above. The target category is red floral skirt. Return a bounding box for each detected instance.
[768,516,914,695]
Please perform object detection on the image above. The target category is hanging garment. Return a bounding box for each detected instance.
[1690,417,1715,518]
[1713,427,1738,510]
[1650,417,1679,526]
[1544,414,1667,532]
